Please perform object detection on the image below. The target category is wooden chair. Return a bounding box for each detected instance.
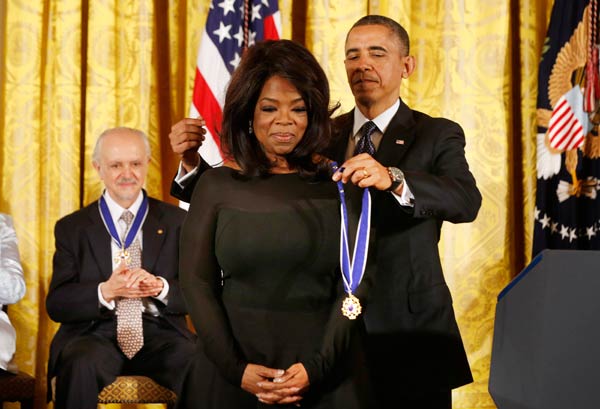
[0,371,35,409]
[0,306,35,409]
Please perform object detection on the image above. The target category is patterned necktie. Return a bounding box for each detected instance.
[354,120,378,156]
[116,210,144,359]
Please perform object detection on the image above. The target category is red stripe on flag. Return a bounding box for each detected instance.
[192,68,223,151]
[263,15,280,40]
[552,116,578,148]
[549,115,573,146]
[548,100,569,131]
[566,124,584,150]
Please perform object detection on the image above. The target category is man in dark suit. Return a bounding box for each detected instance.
[329,15,481,408]
[168,15,481,409]
[47,127,195,409]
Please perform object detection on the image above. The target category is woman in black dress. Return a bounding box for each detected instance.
[178,39,370,409]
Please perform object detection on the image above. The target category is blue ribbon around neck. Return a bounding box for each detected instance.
[98,191,149,250]
[331,162,371,295]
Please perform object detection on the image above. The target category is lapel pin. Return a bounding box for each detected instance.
[395,139,405,145]
[157,229,164,235]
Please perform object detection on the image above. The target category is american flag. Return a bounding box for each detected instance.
[190,0,281,166]
[532,0,600,255]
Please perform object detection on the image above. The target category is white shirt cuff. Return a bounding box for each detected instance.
[174,161,200,188]
[153,276,169,304]
[391,180,415,207]
[98,283,115,310]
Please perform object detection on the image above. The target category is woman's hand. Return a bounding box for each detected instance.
[241,363,285,396]
[255,363,309,405]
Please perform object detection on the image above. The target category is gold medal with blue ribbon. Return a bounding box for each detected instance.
[98,191,149,266]
[332,162,371,320]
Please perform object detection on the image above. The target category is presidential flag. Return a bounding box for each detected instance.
[190,0,281,166]
[533,0,600,256]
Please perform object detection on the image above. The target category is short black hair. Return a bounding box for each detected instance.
[220,39,337,178]
[350,15,410,56]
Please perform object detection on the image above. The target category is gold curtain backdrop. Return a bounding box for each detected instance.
[0,0,553,408]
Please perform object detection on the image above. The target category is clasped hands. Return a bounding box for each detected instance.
[100,263,164,302]
[242,362,309,405]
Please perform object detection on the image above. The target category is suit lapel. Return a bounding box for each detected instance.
[374,100,416,167]
[141,200,167,273]
[85,202,113,279]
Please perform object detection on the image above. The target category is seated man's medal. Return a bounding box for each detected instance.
[332,162,371,320]
[98,191,149,266]
[116,248,131,265]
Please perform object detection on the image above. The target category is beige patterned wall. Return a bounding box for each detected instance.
[0,0,552,407]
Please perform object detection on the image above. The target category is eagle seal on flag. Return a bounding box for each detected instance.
[533,0,600,254]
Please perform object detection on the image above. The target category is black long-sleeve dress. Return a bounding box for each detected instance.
[179,167,370,409]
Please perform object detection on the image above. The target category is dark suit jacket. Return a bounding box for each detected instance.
[171,161,211,204]
[46,196,194,382]
[329,100,481,391]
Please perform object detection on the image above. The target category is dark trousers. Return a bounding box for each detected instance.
[366,341,452,409]
[53,318,195,409]
[369,369,451,409]
[376,388,451,409]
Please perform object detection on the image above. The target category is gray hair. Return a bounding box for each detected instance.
[92,127,151,163]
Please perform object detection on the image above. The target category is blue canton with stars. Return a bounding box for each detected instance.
[205,0,279,74]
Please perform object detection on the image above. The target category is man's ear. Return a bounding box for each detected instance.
[402,55,416,78]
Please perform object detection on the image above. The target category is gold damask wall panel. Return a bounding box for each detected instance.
[519,0,554,263]
[1,2,85,406]
[37,3,87,403]
[84,0,162,206]
[395,3,510,408]
[170,0,207,121]
[305,0,365,112]
[1,0,46,386]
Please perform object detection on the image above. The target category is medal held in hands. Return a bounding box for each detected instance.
[332,162,371,320]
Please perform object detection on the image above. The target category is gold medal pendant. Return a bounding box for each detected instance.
[115,248,131,266]
[341,294,362,320]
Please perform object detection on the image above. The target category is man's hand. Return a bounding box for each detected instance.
[332,153,401,193]
[137,273,164,297]
[100,264,164,302]
[169,117,207,173]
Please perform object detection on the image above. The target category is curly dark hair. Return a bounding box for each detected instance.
[220,39,338,178]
